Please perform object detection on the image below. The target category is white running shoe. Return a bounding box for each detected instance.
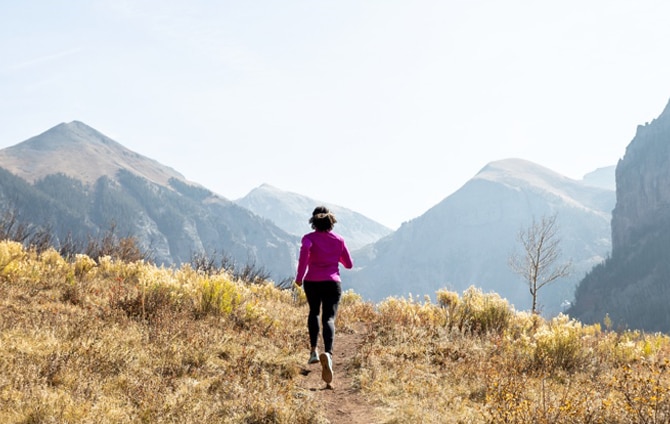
[308,351,319,365]
[319,352,333,383]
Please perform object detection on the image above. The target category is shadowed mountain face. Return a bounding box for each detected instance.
[235,184,392,251]
[569,99,670,332]
[347,158,614,316]
[0,122,299,282]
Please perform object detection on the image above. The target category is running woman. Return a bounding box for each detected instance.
[295,206,353,387]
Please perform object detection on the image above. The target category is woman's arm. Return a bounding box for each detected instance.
[295,236,312,284]
[339,241,353,269]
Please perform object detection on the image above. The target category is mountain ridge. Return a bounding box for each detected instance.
[475,158,613,216]
[0,121,618,316]
[347,157,614,315]
[0,121,299,282]
[235,183,392,251]
[0,121,187,188]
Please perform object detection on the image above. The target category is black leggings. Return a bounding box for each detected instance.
[303,280,342,355]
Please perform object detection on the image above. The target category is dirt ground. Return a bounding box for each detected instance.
[298,322,378,424]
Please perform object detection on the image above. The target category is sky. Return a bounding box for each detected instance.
[2,1,670,230]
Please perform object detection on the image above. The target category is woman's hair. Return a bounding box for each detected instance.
[309,206,337,231]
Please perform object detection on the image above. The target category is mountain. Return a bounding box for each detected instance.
[347,158,615,316]
[0,121,299,282]
[569,99,670,332]
[0,121,184,187]
[235,184,392,251]
[0,121,624,317]
[581,165,616,191]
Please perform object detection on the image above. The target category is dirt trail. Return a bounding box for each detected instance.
[298,323,378,424]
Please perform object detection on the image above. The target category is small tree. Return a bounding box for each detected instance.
[509,214,571,315]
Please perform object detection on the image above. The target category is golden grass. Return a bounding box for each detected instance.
[2,241,670,423]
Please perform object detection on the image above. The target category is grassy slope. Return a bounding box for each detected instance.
[2,240,670,423]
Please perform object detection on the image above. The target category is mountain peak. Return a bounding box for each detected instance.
[58,120,93,130]
[21,121,120,153]
[471,158,612,213]
[256,183,281,192]
[0,121,185,187]
[56,120,106,137]
[475,158,572,187]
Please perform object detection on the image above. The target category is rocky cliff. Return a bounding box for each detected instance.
[569,99,670,332]
[611,100,670,252]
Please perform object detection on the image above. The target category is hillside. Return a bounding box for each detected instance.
[0,122,299,282]
[236,183,392,250]
[349,158,614,316]
[3,241,670,423]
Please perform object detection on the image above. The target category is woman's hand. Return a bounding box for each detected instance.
[294,280,303,287]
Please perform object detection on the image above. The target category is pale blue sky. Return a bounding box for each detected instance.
[2,0,670,229]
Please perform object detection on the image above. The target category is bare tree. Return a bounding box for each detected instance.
[509,214,571,315]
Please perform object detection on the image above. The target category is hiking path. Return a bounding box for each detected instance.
[298,322,378,423]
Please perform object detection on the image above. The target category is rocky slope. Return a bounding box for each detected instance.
[611,100,670,251]
[569,99,670,331]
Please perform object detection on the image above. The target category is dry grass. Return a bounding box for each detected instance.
[0,242,319,423]
[355,290,670,423]
[2,240,670,423]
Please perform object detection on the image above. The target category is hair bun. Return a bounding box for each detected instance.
[312,206,330,216]
[309,206,337,230]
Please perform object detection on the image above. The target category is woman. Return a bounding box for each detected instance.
[295,206,353,387]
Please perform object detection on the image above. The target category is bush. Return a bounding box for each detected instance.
[195,276,241,318]
[532,314,590,373]
[0,240,27,280]
[455,286,513,335]
[376,295,445,329]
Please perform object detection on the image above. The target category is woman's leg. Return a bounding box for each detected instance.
[302,281,322,350]
[320,281,342,355]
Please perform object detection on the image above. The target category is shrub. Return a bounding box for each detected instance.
[85,231,148,263]
[195,276,241,318]
[341,288,363,306]
[376,295,445,329]
[455,286,513,335]
[0,240,26,279]
[611,360,670,423]
[111,283,183,322]
[532,314,590,373]
[436,289,460,309]
[189,250,219,275]
[73,253,97,280]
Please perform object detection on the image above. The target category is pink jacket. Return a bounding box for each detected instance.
[295,231,353,283]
